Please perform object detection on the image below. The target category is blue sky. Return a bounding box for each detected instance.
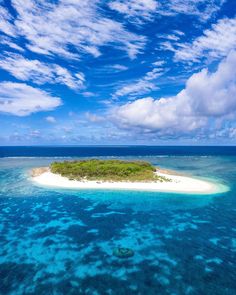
[0,0,235,145]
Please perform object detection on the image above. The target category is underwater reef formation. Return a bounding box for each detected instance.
[113,247,134,259]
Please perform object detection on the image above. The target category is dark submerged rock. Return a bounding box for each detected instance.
[113,247,134,258]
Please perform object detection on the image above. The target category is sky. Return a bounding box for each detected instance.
[0,0,235,146]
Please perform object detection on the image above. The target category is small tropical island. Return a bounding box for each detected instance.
[31,159,226,194]
[51,159,169,182]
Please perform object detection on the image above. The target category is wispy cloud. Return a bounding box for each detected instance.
[108,0,225,24]
[0,53,85,90]
[0,1,146,60]
[173,17,236,62]
[159,0,225,21]
[82,92,96,98]
[152,60,165,67]
[0,82,62,116]
[109,64,129,71]
[0,6,16,37]
[45,116,56,123]
[114,80,156,98]
[108,0,158,23]
[0,36,24,52]
[113,66,165,98]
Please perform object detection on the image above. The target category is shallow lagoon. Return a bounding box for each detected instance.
[0,153,236,294]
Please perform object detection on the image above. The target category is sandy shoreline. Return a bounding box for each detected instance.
[31,167,227,195]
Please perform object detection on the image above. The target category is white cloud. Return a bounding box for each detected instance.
[112,50,236,134]
[0,0,145,60]
[113,67,165,98]
[0,53,85,90]
[152,60,165,67]
[46,116,56,123]
[159,0,225,21]
[164,34,180,41]
[0,36,24,52]
[82,91,95,97]
[0,82,62,116]
[114,80,156,98]
[172,30,185,36]
[109,64,128,71]
[109,0,224,23]
[108,0,158,23]
[0,1,226,63]
[145,68,164,80]
[0,6,16,37]
[174,17,236,62]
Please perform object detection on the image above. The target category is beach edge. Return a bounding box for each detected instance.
[30,167,228,195]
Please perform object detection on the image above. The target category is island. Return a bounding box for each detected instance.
[31,159,226,194]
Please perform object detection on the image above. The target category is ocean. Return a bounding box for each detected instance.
[0,146,236,294]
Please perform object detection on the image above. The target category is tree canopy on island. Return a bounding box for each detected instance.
[50,159,168,182]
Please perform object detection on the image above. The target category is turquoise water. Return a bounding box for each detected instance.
[0,155,236,294]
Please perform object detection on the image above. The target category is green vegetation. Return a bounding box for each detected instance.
[50,159,169,182]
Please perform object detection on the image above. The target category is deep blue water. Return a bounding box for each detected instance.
[1,145,236,157]
[0,146,236,294]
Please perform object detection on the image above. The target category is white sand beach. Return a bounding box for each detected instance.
[31,168,225,194]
